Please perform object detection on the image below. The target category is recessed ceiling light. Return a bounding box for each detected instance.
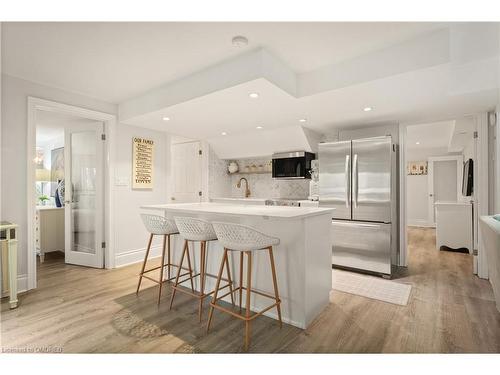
[232,35,248,47]
[249,93,259,99]
[256,126,263,129]
[162,117,170,121]
[416,142,420,145]
[363,107,372,112]
[221,132,227,136]
[299,118,307,123]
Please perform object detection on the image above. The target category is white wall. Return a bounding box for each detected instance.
[113,123,170,267]
[0,74,173,284]
[407,146,459,161]
[0,74,116,282]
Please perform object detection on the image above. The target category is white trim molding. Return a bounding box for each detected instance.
[476,113,490,279]
[1,274,28,298]
[115,245,163,268]
[398,123,408,267]
[27,97,117,291]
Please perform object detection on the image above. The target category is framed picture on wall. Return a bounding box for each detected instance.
[407,161,428,175]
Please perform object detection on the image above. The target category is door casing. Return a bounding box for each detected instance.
[27,97,116,290]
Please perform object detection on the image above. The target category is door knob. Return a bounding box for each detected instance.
[171,197,176,201]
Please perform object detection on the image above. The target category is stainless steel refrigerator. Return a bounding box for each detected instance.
[319,136,395,276]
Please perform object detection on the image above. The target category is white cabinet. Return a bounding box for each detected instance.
[36,206,65,262]
[434,202,473,253]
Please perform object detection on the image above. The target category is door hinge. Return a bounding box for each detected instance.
[101,241,106,248]
[101,134,106,141]
[473,131,478,139]
[198,149,202,155]
[198,191,202,197]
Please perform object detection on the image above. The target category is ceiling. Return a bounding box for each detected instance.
[3,22,498,143]
[2,22,446,103]
[406,120,455,151]
[127,66,498,139]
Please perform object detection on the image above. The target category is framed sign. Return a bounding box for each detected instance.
[407,161,428,175]
[132,137,154,189]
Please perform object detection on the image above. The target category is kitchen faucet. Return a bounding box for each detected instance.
[236,177,251,198]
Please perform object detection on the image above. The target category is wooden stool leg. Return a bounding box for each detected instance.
[167,234,171,280]
[169,240,188,310]
[207,249,228,332]
[136,233,153,295]
[224,250,235,306]
[185,241,195,293]
[157,234,167,305]
[244,251,252,351]
[239,251,244,313]
[268,246,282,328]
[198,241,207,322]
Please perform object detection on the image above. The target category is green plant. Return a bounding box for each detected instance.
[38,195,50,203]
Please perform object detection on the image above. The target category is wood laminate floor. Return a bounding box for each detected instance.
[1,227,500,353]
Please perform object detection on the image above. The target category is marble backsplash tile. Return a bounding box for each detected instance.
[208,152,309,199]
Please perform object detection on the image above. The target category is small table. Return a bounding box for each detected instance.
[1,221,19,309]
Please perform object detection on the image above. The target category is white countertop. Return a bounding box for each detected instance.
[141,202,334,219]
[36,205,64,210]
[434,201,472,206]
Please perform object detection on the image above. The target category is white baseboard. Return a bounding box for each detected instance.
[115,245,163,268]
[1,273,28,297]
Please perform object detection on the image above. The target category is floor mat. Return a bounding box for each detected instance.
[331,269,412,306]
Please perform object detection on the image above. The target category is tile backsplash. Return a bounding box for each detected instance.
[208,150,309,199]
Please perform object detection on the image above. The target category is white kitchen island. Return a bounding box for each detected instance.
[141,202,333,329]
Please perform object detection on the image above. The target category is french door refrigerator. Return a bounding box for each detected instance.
[319,136,394,276]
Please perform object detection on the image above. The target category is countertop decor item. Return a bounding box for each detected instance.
[38,195,50,206]
[228,161,239,174]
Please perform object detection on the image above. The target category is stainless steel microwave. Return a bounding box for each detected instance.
[272,151,315,179]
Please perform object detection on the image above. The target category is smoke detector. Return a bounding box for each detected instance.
[232,35,248,47]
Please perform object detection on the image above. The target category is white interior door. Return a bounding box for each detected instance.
[64,122,104,268]
[171,141,203,203]
[427,157,462,225]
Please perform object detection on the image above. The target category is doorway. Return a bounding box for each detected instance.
[427,156,462,225]
[27,97,116,290]
[35,111,105,269]
[403,119,474,270]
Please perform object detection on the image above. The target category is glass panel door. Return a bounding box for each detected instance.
[64,122,104,268]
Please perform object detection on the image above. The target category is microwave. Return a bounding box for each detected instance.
[272,151,315,179]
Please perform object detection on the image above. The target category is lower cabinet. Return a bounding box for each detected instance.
[36,207,65,262]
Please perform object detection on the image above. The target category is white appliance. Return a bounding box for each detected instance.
[434,201,473,253]
[319,136,396,277]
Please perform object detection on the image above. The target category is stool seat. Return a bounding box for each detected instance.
[212,222,280,251]
[174,216,217,241]
[140,214,178,235]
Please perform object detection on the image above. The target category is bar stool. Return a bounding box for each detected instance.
[207,222,282,350]
[170,216,235,322]
[136,213,185,305]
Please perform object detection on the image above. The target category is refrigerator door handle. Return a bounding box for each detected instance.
[353,153,358,208]
[344,154,350,208]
